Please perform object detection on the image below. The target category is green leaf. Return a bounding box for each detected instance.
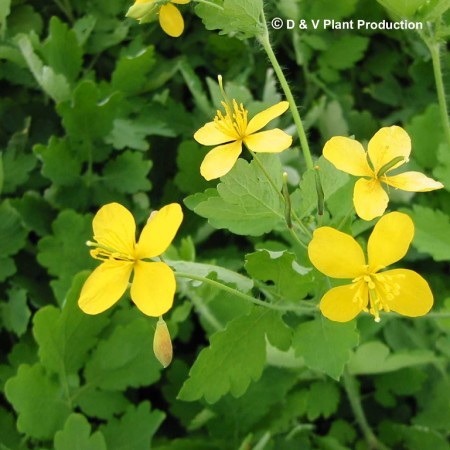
[54,414,107,450]
[0,406,21,450]
[178,59,213,117]
[206,367,297,437]
[306,381,340,421]
[37,210,96,302]
[0,288,31,337]
[0,257,16,282]
[191,155,285,236]
[4,363,71,439]
[178,307,291,403]
[41,17,82,83]
[175,141,211,194]
[292,157,349,219]
[102,150,152,194]
[407,105,445,169]
[17,34,70,103]
[34,136,82,186]
[292,318,359,380]
[195,0,264,39]
[111,46,155,95]
[100,402,165,450]
[84,318,161,391]
[321,36,369,70]
[76,389,129,420]
[10,192,54,236]
[377,0,426,19]
[305,0,358,20]
[405,206,450,261]
[1,119,36,194]
[105,116,176,151]
[0,200,28,257]
[0,0,10,37]
[57,80,121,140]
[245,250,313,301]
[347,341,439,375]
[433,142,450,189]
[33,272,109,375]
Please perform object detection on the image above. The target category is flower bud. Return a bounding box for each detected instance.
[153,318,173,368]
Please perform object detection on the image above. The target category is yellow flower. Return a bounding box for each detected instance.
[323,126,443,221]
[78,202,183,317]
[308,212,433,322]
[194,76,293,180]
[126,0,190,37]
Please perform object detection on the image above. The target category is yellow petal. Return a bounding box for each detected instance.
[131,261,175,316]
[136,203,183,259]
[320,282,367,322]
[200,140,242,180]
[375,269,433,317]
[384,171,444,192]
[308,227,366,278]
[172,0,190,4]
[78,260,133,314]
[92,203,136,256]
[368,212,414,271]
[246,101,289,135]
[353,178,389,221]
[244,129,292,153]
[367,126,410,173]
[322,136,372,177]
[194,121,234,145]
[159,3,184,37]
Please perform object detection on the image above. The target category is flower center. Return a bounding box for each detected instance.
[352,271,403,322]
[87,240,135,263]
[214,100,248,139]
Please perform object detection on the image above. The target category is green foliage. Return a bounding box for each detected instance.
[407,205,450,261]
[188,155,285,236]
[293,318,359,379]
[54,414,107,450]
[245,249,313,301]
[179,307,291,403]
[1,0,449,448]
[5,363,72,439]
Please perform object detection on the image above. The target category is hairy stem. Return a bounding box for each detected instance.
[258,16,314,170]
[175,271,315,313]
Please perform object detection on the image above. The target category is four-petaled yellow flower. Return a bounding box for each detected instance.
[78,202,183,317]
[308,212,433,322]
[323,126,443,221]
[194,76,293,180]
[126,0,190,38]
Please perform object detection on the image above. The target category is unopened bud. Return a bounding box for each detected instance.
[153,318,173,368]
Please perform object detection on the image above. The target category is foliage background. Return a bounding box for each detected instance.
[0,0,450,449]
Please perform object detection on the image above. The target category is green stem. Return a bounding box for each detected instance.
[343,371,390,450]
[429,41,450,150]
[193,0,224,10]
[258,16,314,170]
[175,271,316,313]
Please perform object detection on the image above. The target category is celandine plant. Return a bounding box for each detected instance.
[2,0,450,449]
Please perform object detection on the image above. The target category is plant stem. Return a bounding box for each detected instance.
[343,371,390,450]
[175,271,315,313]
[258,16,314,170]
[193,0,224,10]
[429,41,450,150]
